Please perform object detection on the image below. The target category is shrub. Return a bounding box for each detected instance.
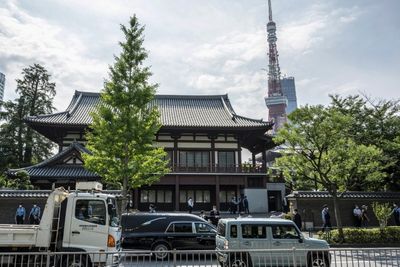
[320,226,400,244]
[372,202,392,229]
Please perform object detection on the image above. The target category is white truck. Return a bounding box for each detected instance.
[0,182,121,266]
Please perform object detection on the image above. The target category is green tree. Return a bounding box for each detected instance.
[83,16,170,212]
[372,202,392,229]
[330,95,400,190]
[0,171,33,189]
[0,64,55,174]
[274,105,386,241]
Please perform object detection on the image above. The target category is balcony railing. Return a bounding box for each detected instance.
[170,164,266,174]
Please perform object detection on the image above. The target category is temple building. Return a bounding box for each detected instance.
[8,91,284,212]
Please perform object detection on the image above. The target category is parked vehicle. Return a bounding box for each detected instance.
[0,182,121,267]
[216,218,330,267]
[121,212,216,259]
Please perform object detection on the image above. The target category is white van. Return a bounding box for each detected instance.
[216,218,330,267]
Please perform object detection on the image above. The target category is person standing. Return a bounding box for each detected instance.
[353,205,362,227]
[230,197,237,214]
[15,203,26,224]
[149,204,156,213]
[292,209,302,230]
[209,205,220,226]
[187,197,194,213]
[391,204,400,226]
[29,204,41,224]
[361,205,370,227]
[243,196,249,214]
[321,204,331,232]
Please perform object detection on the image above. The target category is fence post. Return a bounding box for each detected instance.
[173,249,177,267]
[46,251,51,267]
[292,247,297,267]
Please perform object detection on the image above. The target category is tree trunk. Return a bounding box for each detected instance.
[121,176,128,214]
[332,192,344,242]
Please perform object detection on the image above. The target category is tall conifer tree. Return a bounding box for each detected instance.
[83,16,169,211]
[0,64,55,178]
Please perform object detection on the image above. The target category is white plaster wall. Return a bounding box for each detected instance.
[243,188,268,213]
[215,143,237,149]
[178,142,211,148]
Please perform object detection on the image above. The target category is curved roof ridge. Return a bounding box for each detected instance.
[67,92,83,118]
[155,94,229,99]
[220,96,235,120]
[7,142,90,173]
[233,114,270,124]
[74,90,101,97]
[25,110,68,121]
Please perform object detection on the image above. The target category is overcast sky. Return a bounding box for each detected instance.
[1,0,399,121]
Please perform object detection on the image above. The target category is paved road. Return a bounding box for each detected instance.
[119,249,400,267]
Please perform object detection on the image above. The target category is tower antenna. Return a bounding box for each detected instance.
[264,0,287,133]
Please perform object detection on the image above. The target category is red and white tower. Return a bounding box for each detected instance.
[264,0,287,133]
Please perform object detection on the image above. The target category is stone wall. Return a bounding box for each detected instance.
[0,198,47,224]
[288,195,399,229]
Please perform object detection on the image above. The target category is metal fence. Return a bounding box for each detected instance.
[0,248,399,267]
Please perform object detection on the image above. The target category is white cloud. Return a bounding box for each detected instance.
[0,0,107,110]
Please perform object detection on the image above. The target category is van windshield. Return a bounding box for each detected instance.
[107,197,119,227]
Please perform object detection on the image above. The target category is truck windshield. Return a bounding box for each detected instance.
[107,197,120,227]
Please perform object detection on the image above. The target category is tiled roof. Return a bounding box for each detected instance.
[7,142,99,180]
[0,190,122,198]
[287,191,400,199]
[25,91,272,129]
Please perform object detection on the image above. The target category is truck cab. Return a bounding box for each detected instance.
[0,182,121,267]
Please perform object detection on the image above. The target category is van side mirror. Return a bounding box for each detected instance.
[298,237,304,243]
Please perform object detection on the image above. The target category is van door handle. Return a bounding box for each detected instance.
[72,231,80,235]
[273,241,281,246]
[243,241,250,246]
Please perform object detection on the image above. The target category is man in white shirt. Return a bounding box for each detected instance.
[353,205,362,227]
[187,197,194,213]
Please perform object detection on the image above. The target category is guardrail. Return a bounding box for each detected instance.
[0,247,399,266]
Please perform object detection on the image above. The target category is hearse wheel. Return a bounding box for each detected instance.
[152,242,171,260]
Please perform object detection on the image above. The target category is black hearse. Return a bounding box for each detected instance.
[121,213,216,259]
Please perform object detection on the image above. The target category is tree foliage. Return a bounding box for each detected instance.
[330,95,400,190]
[0,64,55,175]
[83,16,170,211]
[0,171,33,189]
[274,104,387,241]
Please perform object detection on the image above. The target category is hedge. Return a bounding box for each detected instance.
[319,226,400,244]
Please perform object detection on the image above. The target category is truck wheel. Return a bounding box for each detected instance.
[61,255,91,267]
[152,242,170,260]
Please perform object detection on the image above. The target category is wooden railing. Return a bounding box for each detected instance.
[169,164,266,173]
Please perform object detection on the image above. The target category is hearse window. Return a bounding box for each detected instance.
[217,222,226,237]
[241,224,266,239]
[195,223,214,233]
[75,199,106,225]
[230,225,237,238]
[271,225,300,239]
[172,223,193,233]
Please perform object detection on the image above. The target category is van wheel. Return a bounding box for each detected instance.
[229,253,252,267]
[152,242,170,260]
[309,252,329,267]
